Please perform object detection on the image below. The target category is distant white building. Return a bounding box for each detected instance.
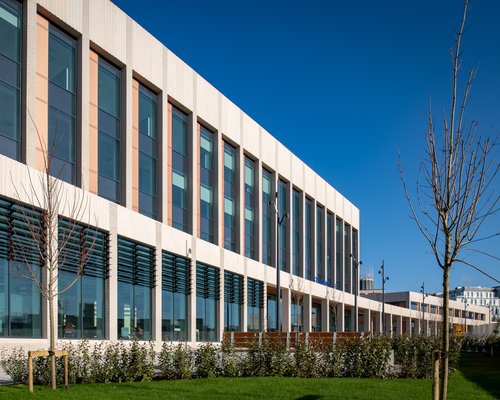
[449,286,500,322]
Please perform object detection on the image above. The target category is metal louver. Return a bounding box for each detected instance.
[247,278,264,309]
[162,251,191,295]
[117,236,155,287]
[0,197,44,266]
[58,217,109,279]
[224,271,244,305]
[196,262,219,300]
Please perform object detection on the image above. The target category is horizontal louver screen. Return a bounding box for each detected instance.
[118,236,155,287]
[196,262,219,300]
[224,271,244,305]
[0,197,44,265]
[162,251,191,295]
[247,278,264,309]
[58,217,109,279]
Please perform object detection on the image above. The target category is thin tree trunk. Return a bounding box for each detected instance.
[49,295,56,389]
[440,266,450,400]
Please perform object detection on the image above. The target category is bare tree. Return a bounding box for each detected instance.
[10,118,98,390]
[326,285,342,332]
[399,1,499,399]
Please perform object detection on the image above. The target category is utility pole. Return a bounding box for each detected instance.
[378,261,389,335]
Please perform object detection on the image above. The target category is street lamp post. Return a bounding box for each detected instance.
[349,254,362,333]
[270,192,288,332]
[464,302,469,336]
[420,282,429,336]
[378,260,389,335]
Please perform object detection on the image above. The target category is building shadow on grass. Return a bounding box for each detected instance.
[458,352,500,399]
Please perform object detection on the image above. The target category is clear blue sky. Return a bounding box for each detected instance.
[113,0,499,293]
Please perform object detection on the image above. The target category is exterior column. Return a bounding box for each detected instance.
[337,303,345,332]
[387,313,393,336]
[282,287,291,332]
[242,274,248,332]
[363,309,370,334]
[303,294,312,332]
[396,314,403,336]
[153,223,162,346]
[189,258,197,343]
[107,204,118,341]
[218,264,225,341]
[376,310,382,335]
[321,298,329,332]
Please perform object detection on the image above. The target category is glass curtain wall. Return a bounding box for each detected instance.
[138,85,157,219]
[344,223,351,293]
[244,157,256,259]
[311,303,322,332]
[0,197,42,337]
[262,169,273,266]
[292,189,302,277]
[223,142,237,252]
[48,24,76,184]
[247,278,263,332]
[199,125,215,242]
[196,263,219,342]
[98,58,121,203]
[278,179,289,272]
[316,205,324,280]
[172,107,190,232]
[0,0,22,160]
[335,218,342,291]
[117,237,154,340]
[57,218,108,339]
[224,271,243,332]
[305,198,314,280]
[162,251,190,341]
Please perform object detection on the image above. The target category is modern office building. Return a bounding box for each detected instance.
[362,291,488,335]
[0,0,489,350]
[449,286,500,323]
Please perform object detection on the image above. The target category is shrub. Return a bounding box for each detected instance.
[195,343,217,378]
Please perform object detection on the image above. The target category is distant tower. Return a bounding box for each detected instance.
[360,267,374,290]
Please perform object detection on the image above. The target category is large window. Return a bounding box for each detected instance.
[117,237,154,340]
[196,263,219,342]
[266,293,279,332]
[98,58,121,203]
[48,24,77,184]
[138,86,158,219]
[327,212,334,285]
[262,169,273,266]
[244,157,257,260]
[316,205,324,280]
[311,303,322,332]
[162,251,190,342]
[291,297,303,332]
[0,0,21,160]
[171,106,189,232]
[0,198,42,337]
[247,278,263,332]
[58,218,108,339]
[305,198,314,281]
[223,142,238,252]
[292,189,302,277]
[278,179,289,272]
[335,218,342,290]
[224,271,243,332]
[344,223,351,293]
[199,125,215,243]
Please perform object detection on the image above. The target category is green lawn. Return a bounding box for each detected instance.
[0,353,497,399]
